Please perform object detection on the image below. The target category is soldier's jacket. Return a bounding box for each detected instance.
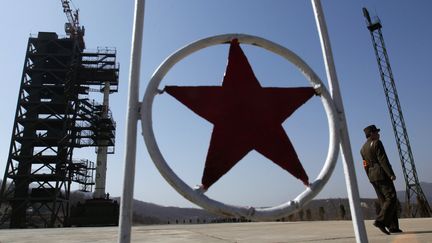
[360,138,395,182]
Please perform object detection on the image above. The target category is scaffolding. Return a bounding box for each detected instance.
[71,159,95,192]
[0,32,119,228]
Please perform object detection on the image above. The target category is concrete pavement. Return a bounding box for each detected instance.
[0,218,431,242]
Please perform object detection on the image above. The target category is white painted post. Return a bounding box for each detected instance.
[118,0,145,242]
[94,81,110,199]
[311,1,368,242]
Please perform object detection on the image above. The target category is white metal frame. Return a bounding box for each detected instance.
[118,0,145,242]
[312,0,368,242]
[140,34,340,221]
[118,1,368,242]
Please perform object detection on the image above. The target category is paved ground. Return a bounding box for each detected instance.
[0,218,431,242]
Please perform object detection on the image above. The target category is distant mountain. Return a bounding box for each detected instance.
[421,182,432,202]
[128,197,380,224]
[396,181,432,203]
[128,184,432,224]
[2,180,430,225]
[130,199,219,224]
[295,198,378,220]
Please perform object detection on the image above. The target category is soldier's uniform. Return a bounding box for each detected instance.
[360,125,400,233]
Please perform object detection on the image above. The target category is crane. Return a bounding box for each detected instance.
[362,7,431,217]
[61,0,112,200]
[61,0,85,49]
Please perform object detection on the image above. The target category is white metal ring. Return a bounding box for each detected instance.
[141,33,340,220]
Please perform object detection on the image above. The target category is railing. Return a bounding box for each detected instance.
[71,159,95,192]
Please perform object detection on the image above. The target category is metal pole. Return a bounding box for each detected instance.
[118,0,145,242]
[311,1,368,242]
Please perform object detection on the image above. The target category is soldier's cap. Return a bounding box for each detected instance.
[364,124,380,137]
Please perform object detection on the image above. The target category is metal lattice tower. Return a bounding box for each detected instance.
[0,1,119,228]
[362,8,431,217]
[0,32,119,228]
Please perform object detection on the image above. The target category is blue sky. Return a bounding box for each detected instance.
[0,1,431,208]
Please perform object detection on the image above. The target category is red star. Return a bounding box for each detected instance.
[165,39,315,190]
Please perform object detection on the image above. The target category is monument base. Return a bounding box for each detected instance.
[69,198,119,226]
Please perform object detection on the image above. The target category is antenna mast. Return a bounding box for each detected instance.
[362,7,431,217]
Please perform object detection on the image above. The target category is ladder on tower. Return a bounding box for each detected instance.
[362,8,431,217]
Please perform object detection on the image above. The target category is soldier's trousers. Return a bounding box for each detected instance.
[371,180,398,227]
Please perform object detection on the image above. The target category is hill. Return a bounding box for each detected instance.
[131,199,219,224]
[129,197,378,224]
[396,182,432,203]
[1,180,430,225]
[129,181,432,224]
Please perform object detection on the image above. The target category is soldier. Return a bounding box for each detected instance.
[360,125,403,235]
